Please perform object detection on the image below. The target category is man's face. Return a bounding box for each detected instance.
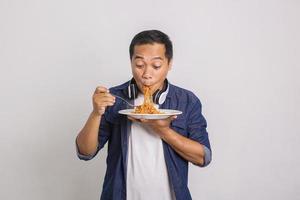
[131,43,172,94]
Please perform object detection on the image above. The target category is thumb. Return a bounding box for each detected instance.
[169,115,177,121]
[95,86,108,94]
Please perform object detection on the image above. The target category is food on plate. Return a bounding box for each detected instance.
[133,86,162,114]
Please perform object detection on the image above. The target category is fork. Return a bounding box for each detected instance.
[112,94,135,108]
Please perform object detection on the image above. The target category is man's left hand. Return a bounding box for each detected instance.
[127,115,177,137]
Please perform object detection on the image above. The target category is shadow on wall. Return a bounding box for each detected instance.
[30,95,107,199]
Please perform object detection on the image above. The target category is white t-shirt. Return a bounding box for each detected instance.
[126,94,176,200]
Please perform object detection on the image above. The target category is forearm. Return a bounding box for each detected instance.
[76,111,101,156]
[160,128,205,166]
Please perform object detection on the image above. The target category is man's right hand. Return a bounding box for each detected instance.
[92,86,116,116]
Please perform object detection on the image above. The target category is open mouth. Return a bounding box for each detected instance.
[141,79,153,86]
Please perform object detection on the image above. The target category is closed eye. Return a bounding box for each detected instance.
[153,65,161,69]
[136,64,144,68]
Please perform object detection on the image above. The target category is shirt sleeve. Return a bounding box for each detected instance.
[76,114,112,161]
[187,98,212,167]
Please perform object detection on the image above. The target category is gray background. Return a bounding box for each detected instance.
[0,0,299,199]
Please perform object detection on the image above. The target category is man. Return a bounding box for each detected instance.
[76,30,212,200]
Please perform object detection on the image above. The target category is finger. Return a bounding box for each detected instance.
[164,115,177,122]
[100,106,106,111]
[127,116,140,122]
[100,98,116,104]
[104,93,116,101]
[96,101,115,108]
[98,102,114,107]
[169,115,178,121]
[140,118,149,123]
[95,86,108,94]
[98,107,106,115]
[94,96,116,104]
[95,93,116,101]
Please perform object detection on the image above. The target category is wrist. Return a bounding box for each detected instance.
[159,127,173,140]
[91,110,102,118]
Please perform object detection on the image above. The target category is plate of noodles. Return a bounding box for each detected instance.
[118,86,182,119]
[118,109,182,120]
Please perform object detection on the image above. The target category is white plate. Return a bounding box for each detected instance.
[118,109,182,119]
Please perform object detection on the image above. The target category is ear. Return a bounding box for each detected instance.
[168,59,173,71]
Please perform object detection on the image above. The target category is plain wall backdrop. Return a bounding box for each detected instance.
[0,0,299,199]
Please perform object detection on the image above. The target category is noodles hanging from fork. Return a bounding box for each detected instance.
[133,86,161,114]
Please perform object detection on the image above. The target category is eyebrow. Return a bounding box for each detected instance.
[134,55,163,61]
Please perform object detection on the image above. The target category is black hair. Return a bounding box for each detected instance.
[129,30,173,63]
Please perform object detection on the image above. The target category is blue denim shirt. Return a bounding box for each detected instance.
[76,81,212,200]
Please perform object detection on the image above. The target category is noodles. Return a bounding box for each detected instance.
[133,86,161,114]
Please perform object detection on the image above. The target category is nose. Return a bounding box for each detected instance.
[142,66,152,79]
